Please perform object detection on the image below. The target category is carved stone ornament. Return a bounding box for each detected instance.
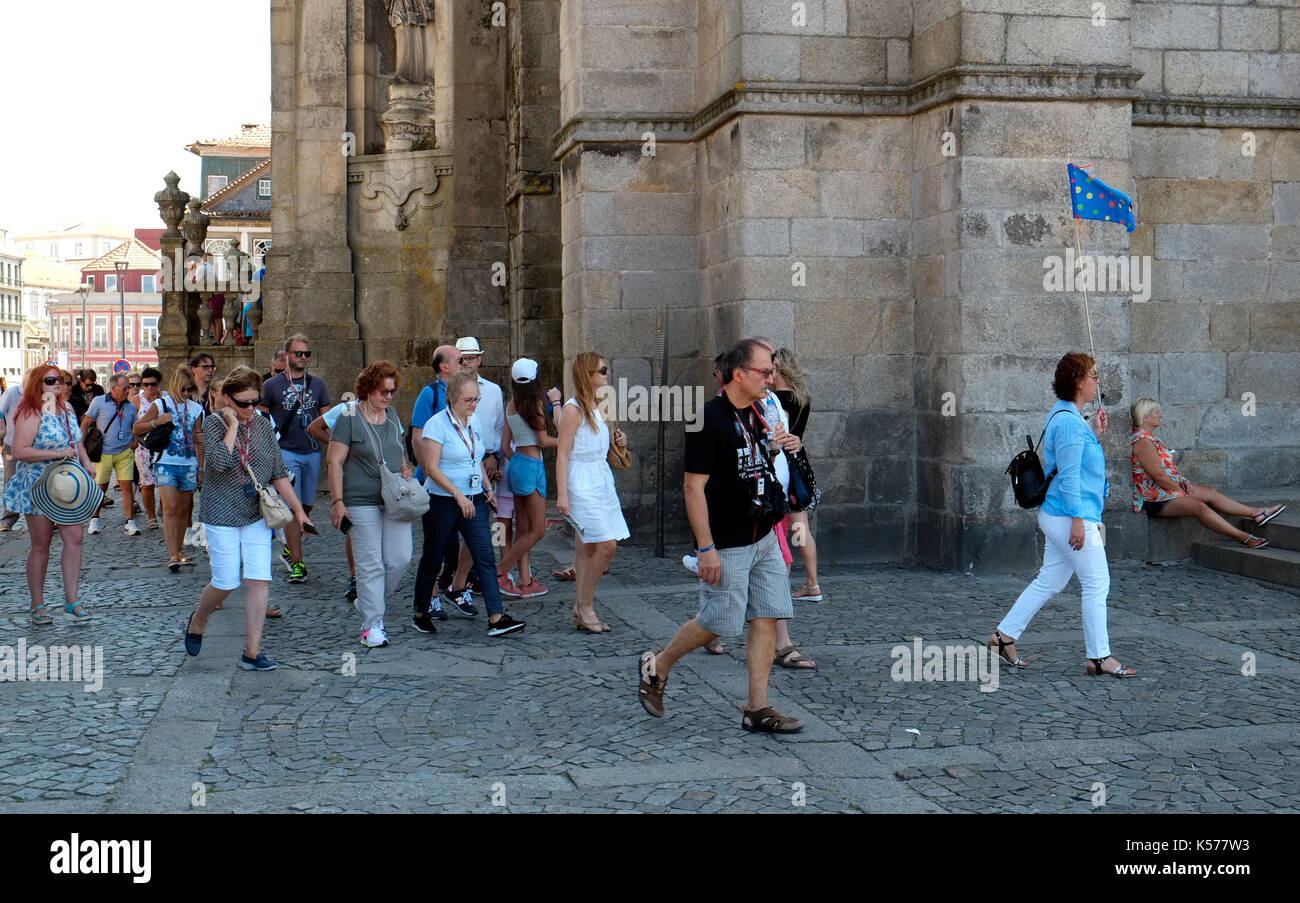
[181,199,210,257]
[154,172,190,242]
[354,164,446,231]
[380,82,437,153]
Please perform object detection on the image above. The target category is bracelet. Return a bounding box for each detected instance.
[331,498,345,506]
[696,544,716,554]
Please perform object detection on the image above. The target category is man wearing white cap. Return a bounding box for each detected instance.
[441,337,505,606]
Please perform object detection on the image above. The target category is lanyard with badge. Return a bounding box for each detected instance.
[61,409,76,451]
[446,408,481,493]
[732,408,765,507]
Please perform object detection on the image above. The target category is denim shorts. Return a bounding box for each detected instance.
[155,462,198,491]
[507,453,546,497]
[281,448,321,506]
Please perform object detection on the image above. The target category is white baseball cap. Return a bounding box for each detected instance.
[511,358,539,383]
[455,337,483,354]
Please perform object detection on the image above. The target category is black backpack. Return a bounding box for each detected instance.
[141,396,177,463]
[1005,410,1065,509]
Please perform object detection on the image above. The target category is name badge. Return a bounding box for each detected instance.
[469,472,482,492]
[755,475,764,496]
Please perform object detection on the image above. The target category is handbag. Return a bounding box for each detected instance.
[1006,410,1066,509]
[361,409,427,522]
[243,460,294,530]
[83,399,125,463]
[786,448,821,512]
[141,396,176,462]
[606,420,632,470]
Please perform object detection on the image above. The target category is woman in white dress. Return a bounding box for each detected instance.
[555,351,629,632]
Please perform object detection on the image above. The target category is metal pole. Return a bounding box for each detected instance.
[119,276,126,359]
[80,285,88,368]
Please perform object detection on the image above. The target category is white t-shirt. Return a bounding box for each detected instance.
[475,375,505,455]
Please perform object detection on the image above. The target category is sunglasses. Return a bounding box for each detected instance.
[196,363,215,371]
[129,382,141,388]
[141,380,158,387]
[376,387,397,396]
[229,395,261,408]
[182,385,197,394]
[290,350,311,358]
[593,365,609,376]
[459,355,481,364]
[43,376,62,386]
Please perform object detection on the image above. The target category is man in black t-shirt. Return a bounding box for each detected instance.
[637,339,806,734]
[70,369,105,420]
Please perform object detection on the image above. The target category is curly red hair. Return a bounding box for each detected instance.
[17,363,71,419]
[355,360,401,400]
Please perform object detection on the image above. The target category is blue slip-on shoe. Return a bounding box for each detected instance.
[238,652,279,671]
[184,613,203,656]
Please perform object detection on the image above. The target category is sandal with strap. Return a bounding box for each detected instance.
[792,584,823,602]
[638,650,667,717]
[1087,657,1136,678]
[704,638,725,655]
[774,645,817,669]
[64,601,92,622]
[30,604,53,626]
[741,706,804,734]
[265,604,282,619]
[988,629,1027,668]
[552,566,576,581]
[1254,504,1286,527]
[1242,534,1270,550]
[169,557,181,573]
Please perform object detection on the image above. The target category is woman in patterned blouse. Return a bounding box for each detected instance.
[1130,397,1283,549]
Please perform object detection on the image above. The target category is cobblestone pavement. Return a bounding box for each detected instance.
[1,504,1298,814]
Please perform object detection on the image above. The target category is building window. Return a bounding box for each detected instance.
[92,316,109,350]
[49,243,58,257]
[140,275,157,293]
[105,275,117,293]
[141,316,158,351]
[207,174,229,196]
[74,241,84,257]
[85,276,95,291]
[73,316,84,349]
[99,240,112,254]
[258,179,271,198]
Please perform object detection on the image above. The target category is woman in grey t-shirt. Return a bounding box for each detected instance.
[327,361,416,649]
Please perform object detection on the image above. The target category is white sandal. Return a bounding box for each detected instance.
[792,584,823,602]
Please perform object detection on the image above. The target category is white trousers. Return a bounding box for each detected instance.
[998,511,1112,660]
[349,505,413,633]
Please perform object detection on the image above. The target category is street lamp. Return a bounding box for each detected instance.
[114,258,129,363]
[77,282,90,368]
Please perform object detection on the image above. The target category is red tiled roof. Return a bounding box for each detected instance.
[185,123,271,154]
[81,238,162,273]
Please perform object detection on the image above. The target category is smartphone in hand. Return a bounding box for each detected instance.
[302,521,319,535]
[339,516,353,535]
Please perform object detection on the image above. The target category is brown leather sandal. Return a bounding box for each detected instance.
[774,645,816,669]
[741,706,804,733]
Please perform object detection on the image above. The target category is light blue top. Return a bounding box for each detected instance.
[421,408,484,497]
[86,394,138,455]
[411,379,448,483]
[1040,399,1105,523]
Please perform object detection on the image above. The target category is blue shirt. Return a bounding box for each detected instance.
[1041,400,1105,522]
[411,379,447,483]
[86,394,139,455]
[421,409,484,497]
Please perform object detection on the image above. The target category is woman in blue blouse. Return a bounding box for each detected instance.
[990,352,1136,678]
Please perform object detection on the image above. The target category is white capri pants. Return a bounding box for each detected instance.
[997,510,1112,660]
[348,505,413,633]
[204,520,273,590]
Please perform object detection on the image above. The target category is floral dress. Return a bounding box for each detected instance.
[1130,427,1183,512]
[2,408,82,515]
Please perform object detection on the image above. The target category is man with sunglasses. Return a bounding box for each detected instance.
[262,332,332,584]
[69,368,104,421]
[82,373,143,537]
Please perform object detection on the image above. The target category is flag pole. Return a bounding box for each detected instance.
[1067,156,1103,422]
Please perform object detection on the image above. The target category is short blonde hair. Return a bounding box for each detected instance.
[1131,397,1159,430]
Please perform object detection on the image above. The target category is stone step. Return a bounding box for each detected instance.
[1146,490,1300,562]
[1192,540,1300,589]
[1233,510,1300,553]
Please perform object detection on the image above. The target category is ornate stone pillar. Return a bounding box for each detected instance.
[153,172,190,377]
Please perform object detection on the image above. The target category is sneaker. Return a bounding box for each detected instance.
[288,562,307,584]
[411,611,439,634]
[280,545,294,572]
[497,573,522,598]
[682,554,699,575]
[487,613,526,637]
[517,579,548,598]
[360,624,390,647]
[345,577,357,602]
[124,519,141,536]
[429,598,449,621]
[87,517,101,535]
[238,652,278,671]
[443,587,476,617]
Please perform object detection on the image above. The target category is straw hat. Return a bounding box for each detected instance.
[31,462,104,526]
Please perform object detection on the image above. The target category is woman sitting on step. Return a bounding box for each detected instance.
[1130,397,1284,548]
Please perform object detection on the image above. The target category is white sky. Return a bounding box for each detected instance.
[0,0,271,236]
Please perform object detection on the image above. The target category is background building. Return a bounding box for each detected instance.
[49,237,162,379]
[186,123,271,265]
[10,221,133,269]
[0,228,24,380]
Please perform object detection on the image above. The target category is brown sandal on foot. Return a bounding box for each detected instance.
[704,639,725,655]
[553,566,576,581]
[741,706,804,733]
[774,645,816,669]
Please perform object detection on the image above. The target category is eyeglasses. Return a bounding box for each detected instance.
[592,365,609,376]
[230,395,261,408]
[141,380,158,387]
[43,376,62,386]
[290,350,311,358]
[459,396,481,405]
[196,363,215,371]
[459,355,481,364]
[744,366,775,379]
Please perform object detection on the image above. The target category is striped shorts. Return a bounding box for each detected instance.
[696,529,795,638]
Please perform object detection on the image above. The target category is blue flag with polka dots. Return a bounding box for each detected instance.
[1068,163,1135,232]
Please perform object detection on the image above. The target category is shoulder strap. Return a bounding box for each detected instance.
[1034,409,1068,453]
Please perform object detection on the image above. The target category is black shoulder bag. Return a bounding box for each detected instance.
[84,399,125,463]
[142,396,177,463]
[1006,410,1067,509]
